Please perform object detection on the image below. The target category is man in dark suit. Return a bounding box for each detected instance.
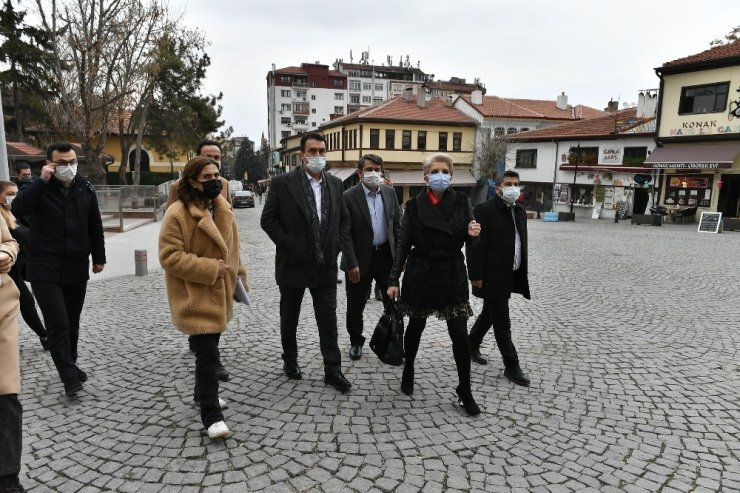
[260,132,353,392]
[341,155,402,360]
[466,170,531,387]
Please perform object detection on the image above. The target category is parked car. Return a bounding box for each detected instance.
[233,190,255,208]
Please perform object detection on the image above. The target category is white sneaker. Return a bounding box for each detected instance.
[207,421,230,439]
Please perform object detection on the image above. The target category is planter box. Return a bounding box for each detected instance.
[526,211,535,219]
[631,214,662,226]
[558,212,576,222]
[543,212,559,222]
[724,218,740,231]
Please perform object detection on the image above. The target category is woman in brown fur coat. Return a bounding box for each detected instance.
[159,156,247,439]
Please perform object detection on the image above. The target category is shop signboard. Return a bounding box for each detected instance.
[698,212,722,234]
[591,203,602,219]
[600,146,622,164]
[603,188,615,209]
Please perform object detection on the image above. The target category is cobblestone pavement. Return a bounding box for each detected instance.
[17,203,740,492]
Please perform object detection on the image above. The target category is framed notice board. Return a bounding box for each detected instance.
[697,212,722,234]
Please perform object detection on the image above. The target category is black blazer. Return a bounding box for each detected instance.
[340,183,401,274]
[11,175,106,283]
[260,167,352,288]
[466,194,531,301]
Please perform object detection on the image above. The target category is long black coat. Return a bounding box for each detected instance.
[260,167,352,288]
[389,189,475,311]
[340,183,401,274]
[466,194,531,300]
[11,175,106,283]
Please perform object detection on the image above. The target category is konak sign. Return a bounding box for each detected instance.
[669,120,740,136]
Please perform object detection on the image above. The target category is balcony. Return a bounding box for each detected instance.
[293,103,310,115]
[292,80,309,88]
[293,121,309,131]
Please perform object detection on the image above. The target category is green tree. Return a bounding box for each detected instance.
[232,137,257,183]
[0,0,57,142]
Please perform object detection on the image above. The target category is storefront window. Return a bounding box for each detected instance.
[664,174,712,207]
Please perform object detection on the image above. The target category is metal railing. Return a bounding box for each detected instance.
[95,182,172,232]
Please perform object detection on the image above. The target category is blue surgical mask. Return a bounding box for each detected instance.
[427,173,450,192]
[501,186,520,205]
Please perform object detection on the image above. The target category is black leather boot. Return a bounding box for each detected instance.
[456,385,481,416]
[400,365,414,395]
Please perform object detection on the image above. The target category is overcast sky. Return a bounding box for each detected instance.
[175,0,738,142]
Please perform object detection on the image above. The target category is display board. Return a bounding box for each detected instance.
[591,203,602,219]
[697,212,722,234]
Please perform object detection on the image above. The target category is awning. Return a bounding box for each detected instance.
[388,170,478,186]
[644,144,740,169]
[327,167,357,181]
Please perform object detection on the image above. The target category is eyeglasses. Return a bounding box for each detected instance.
[428,169,450,175]
[51,159,78,166]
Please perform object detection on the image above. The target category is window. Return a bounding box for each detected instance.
[507,127,517,134]
[515,149,537,168]
[291,155,297,166]
[350,94,360,104]
[280,76,290,83]
[452,132,462,152]
[311,95,316,100]
[401,130,412,150]
[494,127,505,137]
[333,79,344,87]
[280,117,291,125]
[293,102,309,114]
[280,89,291,98]
[334,93,344,100]
[280,103,291,111]
[362,95,371,104]
[363,83,372,91]
[375,83,383,91]
[373,97,382,103]
[385,129,395,150]
[370,129,379,149]
[333,106,343,114]
[281,131,290,138]
[568,146,599,165]
[417,131,427,150]
[312,122,316,127]
[623,146,648,165]
[349,80,361,91]
[438,132,448,151]
[520,127,530,132]
[311,108,316,114]
[294,119,307,126]
[679,82,729,114]
[353,129,358,149]
[296,90,306,99]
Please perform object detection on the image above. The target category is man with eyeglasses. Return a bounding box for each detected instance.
[166,140,231,208]
[12,142,106,397]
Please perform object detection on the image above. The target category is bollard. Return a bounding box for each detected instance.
[134,249,148,276]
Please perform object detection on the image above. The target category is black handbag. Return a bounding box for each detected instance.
[369,302,405,366]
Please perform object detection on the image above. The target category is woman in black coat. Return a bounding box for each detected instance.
[387,153,482,415]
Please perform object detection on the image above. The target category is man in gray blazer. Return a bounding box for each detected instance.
[341,155,402,360]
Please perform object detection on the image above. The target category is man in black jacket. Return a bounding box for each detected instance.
[12,142,106,397]
[466,170,531,387]
[341,155,402,360]
[260,133,353,392]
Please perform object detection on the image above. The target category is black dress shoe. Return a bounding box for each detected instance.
[374,286,383,301]
[470,346,488,365]
[216,362,230,382]
[349,344,363,360]
[0,474,26,493]
[64,380,83,397]
[456,385,481,416]
[504,366,530,387]
[76,368,88,382]
[400,365,414,395]
[40,336,49,351]
[283,360,302,380]
[324,368,351,392]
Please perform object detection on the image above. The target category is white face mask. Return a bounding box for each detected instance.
[501,186,520,205]
[5,195,14,207]
[304,156,326,174]
[362,171,382,189]
[55,164,78,182]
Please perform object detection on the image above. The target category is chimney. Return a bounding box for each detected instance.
[604,99,619,113]
[644,92,658,118]
[446,95,455,107]
[417,86,426,108]
[556,92,568,110]
[636,92,646,118]
[402,87,413,102]
[471,89,483,105]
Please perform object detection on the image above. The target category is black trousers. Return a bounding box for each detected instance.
[469,298,520,369]
[345,245,393,346]
[190,333,224,428]
[404,317,472,391]
[32,282,87,383]
[9,267,46,339]
[279,283,341,370]
[0,394,22,477]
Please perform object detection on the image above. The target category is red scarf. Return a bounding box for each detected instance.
[426,189,442,206]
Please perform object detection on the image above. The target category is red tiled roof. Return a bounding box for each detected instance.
[662,41,740,68]
[6,141,44,156]
[507,108,654,141]
[273,66,308,75]
[321,96,476,129]
[459,95,607,121]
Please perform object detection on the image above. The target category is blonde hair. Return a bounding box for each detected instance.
[0,181,17,230]
[422,153,454,175]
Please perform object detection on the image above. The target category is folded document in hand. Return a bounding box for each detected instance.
[234,279,250,305]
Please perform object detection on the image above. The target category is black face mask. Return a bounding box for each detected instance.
[201,179,222,199]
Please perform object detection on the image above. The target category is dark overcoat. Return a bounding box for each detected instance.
[260,167,352,288]
[466,194,531,300]
[389,188,475,311]
[11,175,106,283]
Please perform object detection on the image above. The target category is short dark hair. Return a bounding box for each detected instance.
[495,170,520,186]
[196,139,222,155]
[357,154,384,171]
[15,163,30,173]
[46,141,74,161]
[299,132,326,152]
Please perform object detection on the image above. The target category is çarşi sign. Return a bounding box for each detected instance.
[697,212,722,234]
[644,162,732,169]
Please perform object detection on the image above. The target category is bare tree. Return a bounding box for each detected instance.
[473,126,512,183]
[710,25,740,46]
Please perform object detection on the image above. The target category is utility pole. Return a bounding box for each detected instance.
[569,144,582,216]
